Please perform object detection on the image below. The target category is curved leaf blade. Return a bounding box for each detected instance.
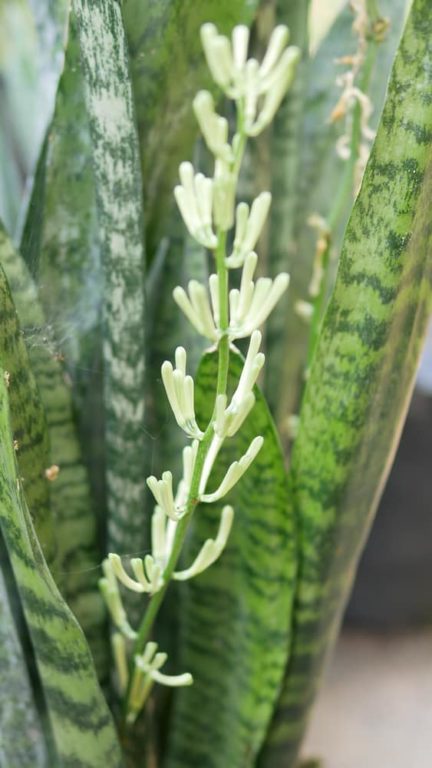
[73,0,148,574]
[165,351,296,768]
[259,1,432,764]
[266,0,409,427]
[0,258,56,567]
[0,372,122,767]
[0,222,108,679]
[0,557,49,767]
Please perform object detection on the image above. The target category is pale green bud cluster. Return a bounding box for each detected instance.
[100,21,299,719]
[200,23,300,136]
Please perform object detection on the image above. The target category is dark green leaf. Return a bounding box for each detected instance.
[0,222,108,680]
[0,370,122,767]
[73,0,148,575]
[165,351,296,768]
[265,0,409,428]
[259,1,432,763]
[0,555,49,766]
[0,250,56,567]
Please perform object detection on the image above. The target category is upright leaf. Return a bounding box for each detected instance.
[0,372,122,767]
[165,352,296,768]
[73,0,148,571]
[263,0,310,415]
[266,0,409,427]
[0,0,69,236]
[0,554,49,767]
[259,2,432,764]
[0,223,108,678]
[21,13,101,395]
[0,260,56,566]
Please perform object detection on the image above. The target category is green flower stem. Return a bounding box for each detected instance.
[123,101,250,725]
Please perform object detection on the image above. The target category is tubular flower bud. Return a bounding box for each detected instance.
[201,436,264,503]
[174,506,234,580]
[226,192,272,268]
[99,559,137,640]
[147,471,181,521]
[229,253,290,339]
[161,347,204,439]
[193,91,233,163]
[200,23,300,136]
[127,642,193,724]
[173,281,218,341]
[174,162,217,248]
[108,552,164,595]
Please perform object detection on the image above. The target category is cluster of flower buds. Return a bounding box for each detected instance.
[121,640,193,724]
[200,23,300,136]
[101,20,299,714]
[173,255,290,343]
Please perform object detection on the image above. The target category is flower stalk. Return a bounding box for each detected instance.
[99,21,300,727]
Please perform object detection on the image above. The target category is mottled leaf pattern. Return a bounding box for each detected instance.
[0,557,49,767]
[259,2,432,764]
[0,371,122,767]
[0,223,108,679]
[165,351,296,768]
[73,0,148,586]
[265,0,409,427]
[0,259,56,567]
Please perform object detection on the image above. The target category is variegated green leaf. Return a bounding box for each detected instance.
[21,13,101,397]
[0,370,122,767]
[265,0,409,428]
[259,1,432,764]
[0,0,69,237]
[0,551,49,766]
[165,351,296,768]
[0,222,108,679]
[73,0,148,574]
[0,258,56,567]
[261,0,310,415]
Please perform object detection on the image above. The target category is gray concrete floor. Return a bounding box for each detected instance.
[301,629,432,768]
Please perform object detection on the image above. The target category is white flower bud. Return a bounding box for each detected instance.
[99,559,137,639]
[174,162,218,248]
[201,435,264,502]
[227,193,272,267]
[174,505,234,580]
[173,281,218,341]
[147,471,181,521]
[161,347,204,439]
[193,91,233,162]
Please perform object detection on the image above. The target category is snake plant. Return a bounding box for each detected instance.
[0,0,430,766]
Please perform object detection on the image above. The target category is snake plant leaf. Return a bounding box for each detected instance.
[19,13,106,565]
[0,222,108,680]
[21,14,101,400]
[259,1,432,764]
[0,554,49,766]
[0,258,56,568]
[261,0,310,416]
[0,0,69,236]
[121,0,259,254]
[73,0,148,575]
[165,351,296,768]
[0,372,122,767]
[265,0,409,428]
